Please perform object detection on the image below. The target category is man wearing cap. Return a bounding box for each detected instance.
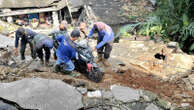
[14,27,37,60]
[32,34,53,66]
[55,29,80,73]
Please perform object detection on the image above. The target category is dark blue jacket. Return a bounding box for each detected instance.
[56,34,76,63]
[33,34,53,49]
[15,28,37,48]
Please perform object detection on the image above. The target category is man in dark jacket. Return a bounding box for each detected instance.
[14,27,37,60]
[55,29,80,73]
[32,34,53,66]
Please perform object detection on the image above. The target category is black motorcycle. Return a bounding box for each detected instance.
[73,38,103,83]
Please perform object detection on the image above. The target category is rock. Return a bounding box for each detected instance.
[167,42,179,48]
[181,93,191,98]
[156,99,171,109]
[181,103,190,108]
[0,78,83,110]
[112,107,121,110]
[145,103,159,110]
[188,74,194,84]
[110,85,140,102]
[102,90,114,99]
[87,90,102,98]
[141,90,158,102]
[76,87,87,94]
[0,101,18,110]
[83,97,102,107]
[128,102,147,110]
[8,60,16,66]
[183,78,193,90]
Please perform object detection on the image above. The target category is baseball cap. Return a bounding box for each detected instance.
[71,29,80,38]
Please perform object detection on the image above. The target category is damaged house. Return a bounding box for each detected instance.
[0,0,85,29]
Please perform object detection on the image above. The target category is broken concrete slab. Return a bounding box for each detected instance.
[0,78,83,110]
[111,39,194,79]
[110,85,140,102]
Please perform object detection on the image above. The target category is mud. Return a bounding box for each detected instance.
[1,64,193,109]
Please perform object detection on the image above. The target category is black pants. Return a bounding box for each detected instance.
[97,37,113,59]
[20,40,34,60]
[36,46,51,62]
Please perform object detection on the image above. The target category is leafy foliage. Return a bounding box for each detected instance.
[118,0,194,53]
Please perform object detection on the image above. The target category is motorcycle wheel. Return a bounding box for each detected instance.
[88,68,102,83]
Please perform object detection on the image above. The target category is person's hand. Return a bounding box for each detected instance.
[92,46,97,52]
[14,48,18,56]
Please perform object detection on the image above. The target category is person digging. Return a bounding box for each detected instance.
[14,27,37,60]
[32,34,53,66]
[88,22,114,67]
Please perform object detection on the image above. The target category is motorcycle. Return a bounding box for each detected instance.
[73,38,103,83]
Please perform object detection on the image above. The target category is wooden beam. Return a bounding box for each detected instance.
[0,7,58,17]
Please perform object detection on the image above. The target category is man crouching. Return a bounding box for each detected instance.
[55,29,80,74]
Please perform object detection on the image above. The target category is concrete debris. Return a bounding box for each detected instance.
[110,85,140,102]
[145,103,159,110]
[87,90,102,98]
[0,78,83,110]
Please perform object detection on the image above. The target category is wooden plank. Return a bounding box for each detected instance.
[0,7,58,17]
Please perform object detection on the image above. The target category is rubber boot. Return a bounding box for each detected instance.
[97,54,103,63]
[63,71,72,74]
[54,64,61,73]
[103,59,110,67]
